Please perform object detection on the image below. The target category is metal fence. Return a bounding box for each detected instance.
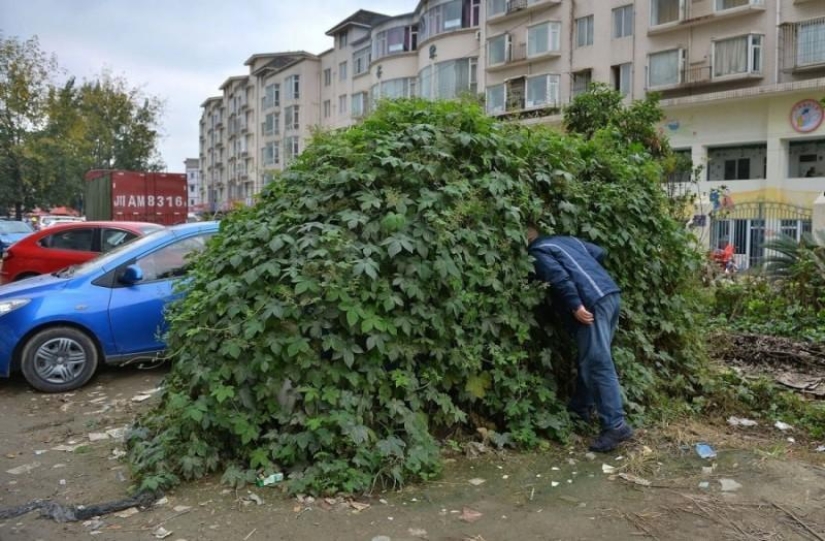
[709,201,812,270]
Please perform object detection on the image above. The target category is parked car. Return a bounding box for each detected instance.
[0,221,164,284]
[0,220,34,255]
[0,221,219,392]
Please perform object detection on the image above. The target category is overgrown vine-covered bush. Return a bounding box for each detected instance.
[127,97,705,495]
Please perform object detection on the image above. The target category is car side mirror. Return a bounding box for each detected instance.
[119,264,144,285]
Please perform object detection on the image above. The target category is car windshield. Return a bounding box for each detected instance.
[0,221,33,235]
[53,228,173,278]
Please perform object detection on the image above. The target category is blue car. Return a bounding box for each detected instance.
[0,221,219,392]
[0,220,34,254]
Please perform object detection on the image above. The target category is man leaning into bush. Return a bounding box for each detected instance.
[527,226,634,452]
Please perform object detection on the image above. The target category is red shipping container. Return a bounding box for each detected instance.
[84,170,188,226]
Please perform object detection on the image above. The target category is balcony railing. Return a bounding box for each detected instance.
[488,42,547,72]
[650,63,763,90]
[682,65,713,85]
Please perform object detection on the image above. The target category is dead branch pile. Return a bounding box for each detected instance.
[709,333,825,397]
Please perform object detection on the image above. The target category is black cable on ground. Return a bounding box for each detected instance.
[0,490,160,523]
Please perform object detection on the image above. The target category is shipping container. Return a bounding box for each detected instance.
[84,170,188,226]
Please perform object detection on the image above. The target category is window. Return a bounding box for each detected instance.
[41,228,94,252]
[284,136,300,162]
[339,94,348,114]
[102,229,138,252]
[715,0,750,10]
[488,34,508,66]
[134,236,210,282]
[470,0,480,26]
[421,58,477,100]
[262,83,280,109]
[797,20,825,67]
[353,47,371,76]
[613,5,633,39]
[707,144,767,181]
[651,0,683,26]
[419,65,432,99]
[528,22,561,57]
[372,78,417,100]
[788,139,825,177]
[713,34,762,77]
[486,84,505,114]
[339,61,348,81]
[339,32,348,48]
[262,112,279,136]
[419,0,476,41]
[612,63,632,96]
[373,25,418,59]
[649,49,682,87]
[723,158,751,180]
[323,68,332,86]
[526,74,560,108]
[488,0,506,17]
[285,105,300,131]
[576,16,594,48]
[572,70,592,97]
[351,92,368,117]
[286,75,300,100]
[323,99,331,118]
[261,142,280,167]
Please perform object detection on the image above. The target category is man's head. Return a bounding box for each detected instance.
[526,224,540,244]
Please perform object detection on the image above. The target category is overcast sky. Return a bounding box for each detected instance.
[1,0,413,172]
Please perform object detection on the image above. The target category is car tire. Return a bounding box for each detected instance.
[14,273,39,282]
[20,327,99,393]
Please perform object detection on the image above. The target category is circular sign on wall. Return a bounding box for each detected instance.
[790,99,824,133]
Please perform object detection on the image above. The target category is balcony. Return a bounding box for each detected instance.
[648,0,765,35]
[780,18,825,73]
[488,0,560,24]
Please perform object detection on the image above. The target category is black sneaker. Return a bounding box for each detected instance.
[588,424,634,453]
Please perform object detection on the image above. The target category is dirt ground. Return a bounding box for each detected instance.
[1,366,824,541]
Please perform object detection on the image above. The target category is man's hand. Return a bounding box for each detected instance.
[573,305,594,325]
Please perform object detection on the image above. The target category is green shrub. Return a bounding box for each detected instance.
[710,242,825,343]
[127,98,705,495]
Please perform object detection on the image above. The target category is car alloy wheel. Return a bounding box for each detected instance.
[21,327,99,393]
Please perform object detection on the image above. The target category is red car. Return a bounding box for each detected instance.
[0,221,165,284]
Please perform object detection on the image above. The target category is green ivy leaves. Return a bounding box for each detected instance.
[127,95,705,497]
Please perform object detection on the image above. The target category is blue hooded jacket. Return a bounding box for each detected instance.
[528,236,620,312]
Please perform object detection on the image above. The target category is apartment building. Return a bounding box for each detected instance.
[184,158,203,212]
[198,0,825,264]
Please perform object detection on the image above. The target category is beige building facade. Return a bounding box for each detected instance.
[198,0,825,265]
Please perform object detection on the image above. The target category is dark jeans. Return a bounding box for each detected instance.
[568,292,627,430]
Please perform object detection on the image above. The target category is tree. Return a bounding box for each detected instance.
[0,35,165,218]
[77,71,165,171]
[563,82,669,157]
[0,34,58,218]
